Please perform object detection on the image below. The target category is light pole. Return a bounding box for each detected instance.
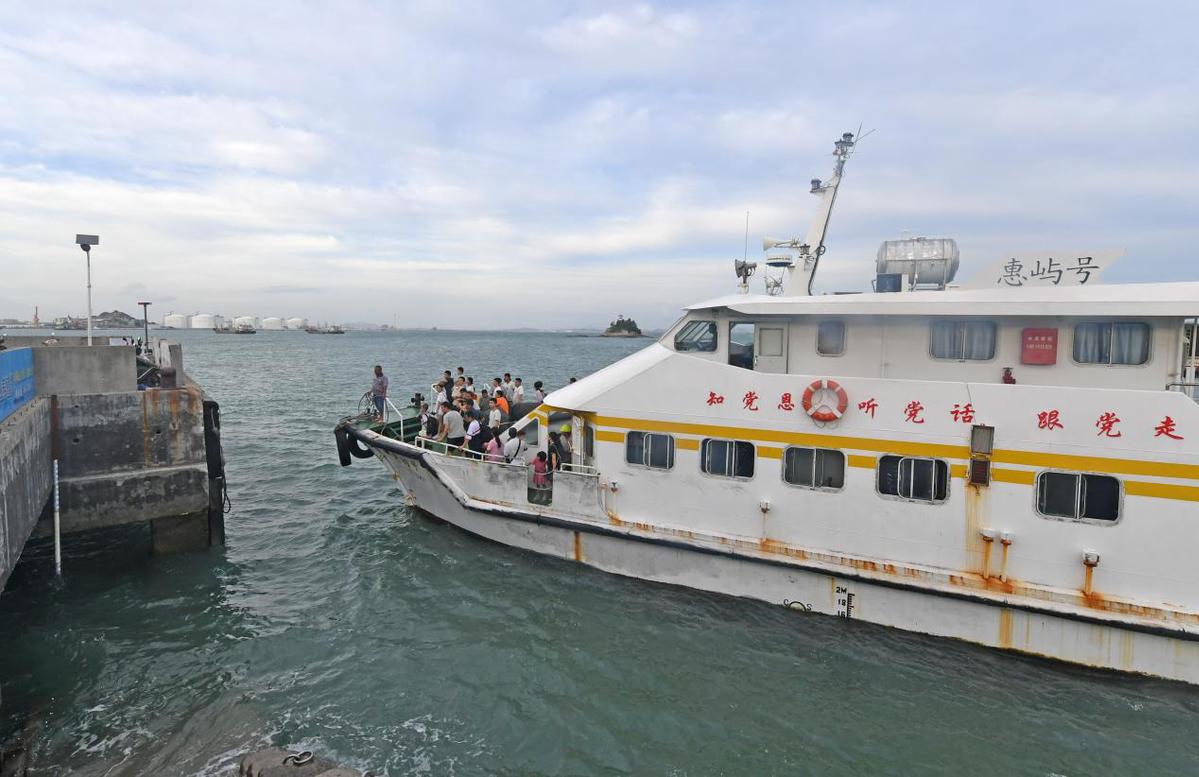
[138,301,152,356]
[75,234,99,345]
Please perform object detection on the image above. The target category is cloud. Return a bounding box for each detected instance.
[0,1,1196,329]
[538,4,700,73]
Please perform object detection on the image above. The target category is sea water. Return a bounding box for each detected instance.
[1,329,1197,776]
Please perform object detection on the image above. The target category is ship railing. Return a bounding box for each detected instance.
[356,391,410,424]
[559,462,599,476]
[412,435,601,512]
[1165,382,1199,401]
[412,435,516,464]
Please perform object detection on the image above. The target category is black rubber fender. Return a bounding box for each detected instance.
[346,430,375,460]
[334,426,353,466]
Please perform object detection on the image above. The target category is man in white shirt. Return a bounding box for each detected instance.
[488,402,502,431]
[512,377,525,403]
[502,372,514,399]
[504,428,529,464]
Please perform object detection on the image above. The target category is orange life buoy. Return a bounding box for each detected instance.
[801,379,848,423]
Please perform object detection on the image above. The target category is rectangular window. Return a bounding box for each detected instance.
[817,320,845,356]
[877,455,949,503]
[1072,322,1150,365]
[930,320,997,360]
[675,320,717,352]
[701,439,755,479]
[625,431,675,470]
[583,424,595,460]
[783,447,845,490]
[728,322,755,369]
[1037,472,1121,522]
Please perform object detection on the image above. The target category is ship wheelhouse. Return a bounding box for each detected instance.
[662,282,1199,392]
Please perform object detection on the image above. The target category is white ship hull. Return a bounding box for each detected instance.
[336,135,1199,686]
[363,436,1199,685]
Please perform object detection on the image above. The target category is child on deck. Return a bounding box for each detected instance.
[533,451,549,487]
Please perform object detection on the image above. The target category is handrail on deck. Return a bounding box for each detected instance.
[1165,382,1199,400]
[413,435,524,468]
[559,462,600,477]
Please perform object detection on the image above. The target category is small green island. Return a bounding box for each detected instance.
[603,315,642,338]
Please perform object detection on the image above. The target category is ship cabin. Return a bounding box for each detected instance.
[663,281,1199,393]
[521,278,1199,618]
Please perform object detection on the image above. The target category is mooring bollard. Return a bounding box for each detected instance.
[239,748,374,777]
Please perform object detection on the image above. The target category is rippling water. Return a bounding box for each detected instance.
[1,329,1197,776]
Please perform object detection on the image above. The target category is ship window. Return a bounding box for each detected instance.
[930,320,996,360]
[701,439,755,479]
[817,321,845,356]
[877,455,949,504]
[728,323,755,369]
[583,424,595,461]
[1037,472,1121,522]
[1073,322,1150,365]
[625,431,674,470]
[783,447,845,490]
[675,320,717,352]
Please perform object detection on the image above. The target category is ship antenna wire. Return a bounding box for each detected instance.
[806,125,874,296]
[743,211,749,262]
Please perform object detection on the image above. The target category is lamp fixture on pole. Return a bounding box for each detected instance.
[75,234,99,345]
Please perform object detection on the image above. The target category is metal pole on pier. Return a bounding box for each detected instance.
[75,234,100,346]
[138,301,152,356]
[53,458,62,577]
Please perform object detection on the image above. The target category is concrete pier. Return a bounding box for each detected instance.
[0,339,225,594]
[0,400,51,593]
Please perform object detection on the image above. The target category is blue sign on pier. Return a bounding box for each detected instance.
[0,348,35,422]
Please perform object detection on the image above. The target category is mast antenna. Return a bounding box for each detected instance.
[800,126,873,296]
[743,211,749,262]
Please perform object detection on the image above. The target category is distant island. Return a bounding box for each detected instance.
[603,315,642,338]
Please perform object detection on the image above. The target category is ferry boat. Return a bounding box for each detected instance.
[336,132,1199,684]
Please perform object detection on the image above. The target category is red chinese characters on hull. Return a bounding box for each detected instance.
[706,392,724,406]
[1095,412,1122,438]
[1021,328,1058,365]
[1037,410,1064,430]
[1155,416,1184,440]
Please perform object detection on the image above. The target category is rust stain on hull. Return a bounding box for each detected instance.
[964,483,987,570]
[573,531,583,562]
[998,608,1014,649]
[591,504,1196,627]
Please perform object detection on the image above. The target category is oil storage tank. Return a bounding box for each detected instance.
[163,312,191,329]
[261,317,284,330]
[191,313,221,329]
[286,317,307,330]
[233,316,258,329]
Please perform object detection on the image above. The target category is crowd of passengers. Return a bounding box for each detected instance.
[409,367,578,481]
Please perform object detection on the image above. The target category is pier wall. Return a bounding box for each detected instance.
[0,399,51,592]
[34,388,213,552]
[33,345,134,395]
[0,335,91,348]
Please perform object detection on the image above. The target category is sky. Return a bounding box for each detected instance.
[1,1,1197,329]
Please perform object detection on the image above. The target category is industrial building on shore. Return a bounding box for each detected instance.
[161,313,309,330]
